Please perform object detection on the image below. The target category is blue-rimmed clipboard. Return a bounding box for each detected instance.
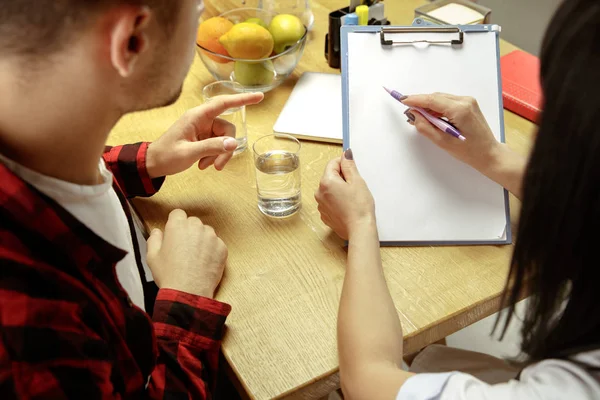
[340,23,511,246]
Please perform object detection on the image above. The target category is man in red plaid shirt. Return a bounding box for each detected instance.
[0,0,263,398]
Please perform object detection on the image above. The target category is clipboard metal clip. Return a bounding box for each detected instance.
[380,27,464,46]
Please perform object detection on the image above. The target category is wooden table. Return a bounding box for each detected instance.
[108,1,536,398]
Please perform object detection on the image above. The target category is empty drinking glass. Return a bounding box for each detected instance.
[253,134,302,218]
[202,81,247,155]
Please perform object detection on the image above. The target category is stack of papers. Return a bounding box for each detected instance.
[273,72,343,144]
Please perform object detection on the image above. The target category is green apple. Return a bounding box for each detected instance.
[234,61,275,86]
[268,14,306,54]
[245,17,268,30]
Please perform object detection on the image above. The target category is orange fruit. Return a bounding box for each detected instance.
[197,17,234,63]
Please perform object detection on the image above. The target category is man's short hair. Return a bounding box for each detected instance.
[0,0,177,57]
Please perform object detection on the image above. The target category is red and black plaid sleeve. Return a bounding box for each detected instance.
[148,289,232,398]
[103,142,165,198]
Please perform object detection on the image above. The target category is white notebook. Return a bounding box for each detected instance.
[341,25,511,245]
[273,72,343,144]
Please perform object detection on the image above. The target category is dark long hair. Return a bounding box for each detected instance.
[496,0,600,363]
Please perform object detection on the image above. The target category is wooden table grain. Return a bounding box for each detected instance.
[108,1,537,398]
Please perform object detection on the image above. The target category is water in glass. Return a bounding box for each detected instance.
[255,150,301,217]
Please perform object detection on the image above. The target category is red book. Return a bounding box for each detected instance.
[500,50,543,123]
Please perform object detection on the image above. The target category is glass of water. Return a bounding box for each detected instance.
[202,81,247,155]
[253,134,302,218]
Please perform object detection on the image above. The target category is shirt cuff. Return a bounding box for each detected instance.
[152,289,232,351]
[396,372,457,400]
[137,142,165,195]
[103,142,165,197]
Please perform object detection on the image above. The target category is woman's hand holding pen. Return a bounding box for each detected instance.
[403,93,527,198]
[402,93,502,173]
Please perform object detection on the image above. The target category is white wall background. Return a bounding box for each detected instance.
[477,0,563,55]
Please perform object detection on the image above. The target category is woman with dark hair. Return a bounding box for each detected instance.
[315,0,600,398]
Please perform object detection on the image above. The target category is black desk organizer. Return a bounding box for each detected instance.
[324,6,391,69]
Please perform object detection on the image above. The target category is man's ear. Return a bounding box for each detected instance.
[109,6,151,78]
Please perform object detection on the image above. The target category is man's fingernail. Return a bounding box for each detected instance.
[224,138,238,149]
[344,148,353,160]
[399,95,408,102]
[404,110,415,122]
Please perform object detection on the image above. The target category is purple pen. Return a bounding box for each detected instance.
[383,87,466,141]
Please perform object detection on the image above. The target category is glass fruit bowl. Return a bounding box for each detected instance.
[196,8,308,93]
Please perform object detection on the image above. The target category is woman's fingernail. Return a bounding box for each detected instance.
[404,110,416,122]
[399,95,408,102]
[344,148,354,160]
[224,138,238,150]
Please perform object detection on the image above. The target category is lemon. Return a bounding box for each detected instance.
[219,22,274,60]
